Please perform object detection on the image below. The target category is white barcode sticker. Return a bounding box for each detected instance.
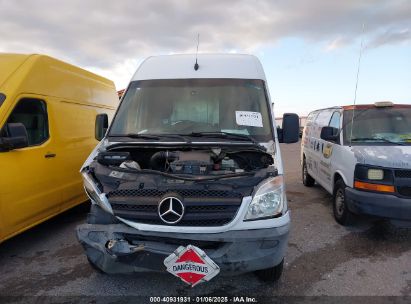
[235,111,263,127]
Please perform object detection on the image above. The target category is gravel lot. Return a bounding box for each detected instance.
[1,142,410,301]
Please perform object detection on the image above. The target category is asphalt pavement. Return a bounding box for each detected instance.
[0,142,410,301]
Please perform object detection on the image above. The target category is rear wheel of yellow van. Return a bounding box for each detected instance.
[333,180,354,225]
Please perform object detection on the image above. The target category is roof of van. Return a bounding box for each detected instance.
[0,53,118,109]
[342,103,411,110]
[131,54,267,81]
[0,53,29,88]
[309,103,411,114]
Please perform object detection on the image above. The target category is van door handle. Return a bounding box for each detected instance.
[45,153,56,158]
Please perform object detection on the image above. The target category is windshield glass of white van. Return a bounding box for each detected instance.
[344,107,411,145]
[109,79,273,141]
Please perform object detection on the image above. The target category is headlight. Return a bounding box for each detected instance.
[354,165,395,193]
[355,165,393,183]
[244,176,285,221]
[82,171,113,214]
[367,169,384,180]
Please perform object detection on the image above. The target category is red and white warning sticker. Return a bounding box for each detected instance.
[164,245,220,287]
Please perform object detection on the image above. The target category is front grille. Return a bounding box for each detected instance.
[113,204,157,212]
[107,189,242,198]
[108,188,243,227]
[398,187,411,198]
[394,169,411,198]
[395,170,411,179]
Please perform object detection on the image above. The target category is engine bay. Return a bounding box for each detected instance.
[85,144,278,200]
[96,146,275,176]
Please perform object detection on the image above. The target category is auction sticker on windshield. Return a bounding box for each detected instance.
[235,111,263,127]
[164,245,220,287]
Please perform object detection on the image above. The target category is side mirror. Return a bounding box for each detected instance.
[0,123,29,151]
[320,126,339,142]
[95,113,109,141]
[278,113,299,143]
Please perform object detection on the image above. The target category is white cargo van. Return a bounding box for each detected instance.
[76,54,299,285]
[301,102,411,226]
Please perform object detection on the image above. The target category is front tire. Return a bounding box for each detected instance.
[302,158,315,187]
[333,179,354,225]
[255,259,284,282]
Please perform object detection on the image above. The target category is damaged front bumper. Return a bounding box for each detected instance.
[346,187,411,223]
[76,222,289,275]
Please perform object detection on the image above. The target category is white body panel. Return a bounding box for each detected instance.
[132,54,267,81]
[301,106,411,194]
[83,54,288,233]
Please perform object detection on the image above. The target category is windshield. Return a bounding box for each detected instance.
[109,79,274,141]
[0,93,5,108]
[343,107,411,145]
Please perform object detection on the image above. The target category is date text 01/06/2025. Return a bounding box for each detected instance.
[149,296,257,303]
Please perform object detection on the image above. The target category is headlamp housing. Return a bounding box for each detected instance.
[244,176,285,221]
[82,171,113,214]
[354,164,395,193]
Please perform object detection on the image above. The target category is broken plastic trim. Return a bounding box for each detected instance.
[106,239,145,256]
[82,171,113,214]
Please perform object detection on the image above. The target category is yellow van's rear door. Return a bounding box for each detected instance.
[0,96,61,240]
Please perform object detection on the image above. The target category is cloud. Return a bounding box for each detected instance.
[325,37,351,51]
[368,29,411,48]
[0,0,410,87]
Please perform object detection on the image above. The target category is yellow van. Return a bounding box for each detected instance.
[0,53,118,243]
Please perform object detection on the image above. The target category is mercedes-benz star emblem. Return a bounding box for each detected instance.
[158,197,185,224]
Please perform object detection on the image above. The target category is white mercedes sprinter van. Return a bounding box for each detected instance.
[77,54,299,285]
[301,102,411,227]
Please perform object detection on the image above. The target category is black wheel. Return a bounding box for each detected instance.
[302,158,315,187]
[333,179,354,225]
[255,259,284,282]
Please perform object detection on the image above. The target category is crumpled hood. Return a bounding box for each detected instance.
[351,146,411,169]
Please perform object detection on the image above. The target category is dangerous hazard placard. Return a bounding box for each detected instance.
[164,245,220,287]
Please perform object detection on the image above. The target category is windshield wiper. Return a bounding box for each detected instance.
[182,131,259,145]
[109,133,161,140]
[351,137,406,146]
[111,133,190,142]
[110,132,261,145]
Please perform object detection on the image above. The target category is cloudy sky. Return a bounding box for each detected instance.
[1,0,410,116]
